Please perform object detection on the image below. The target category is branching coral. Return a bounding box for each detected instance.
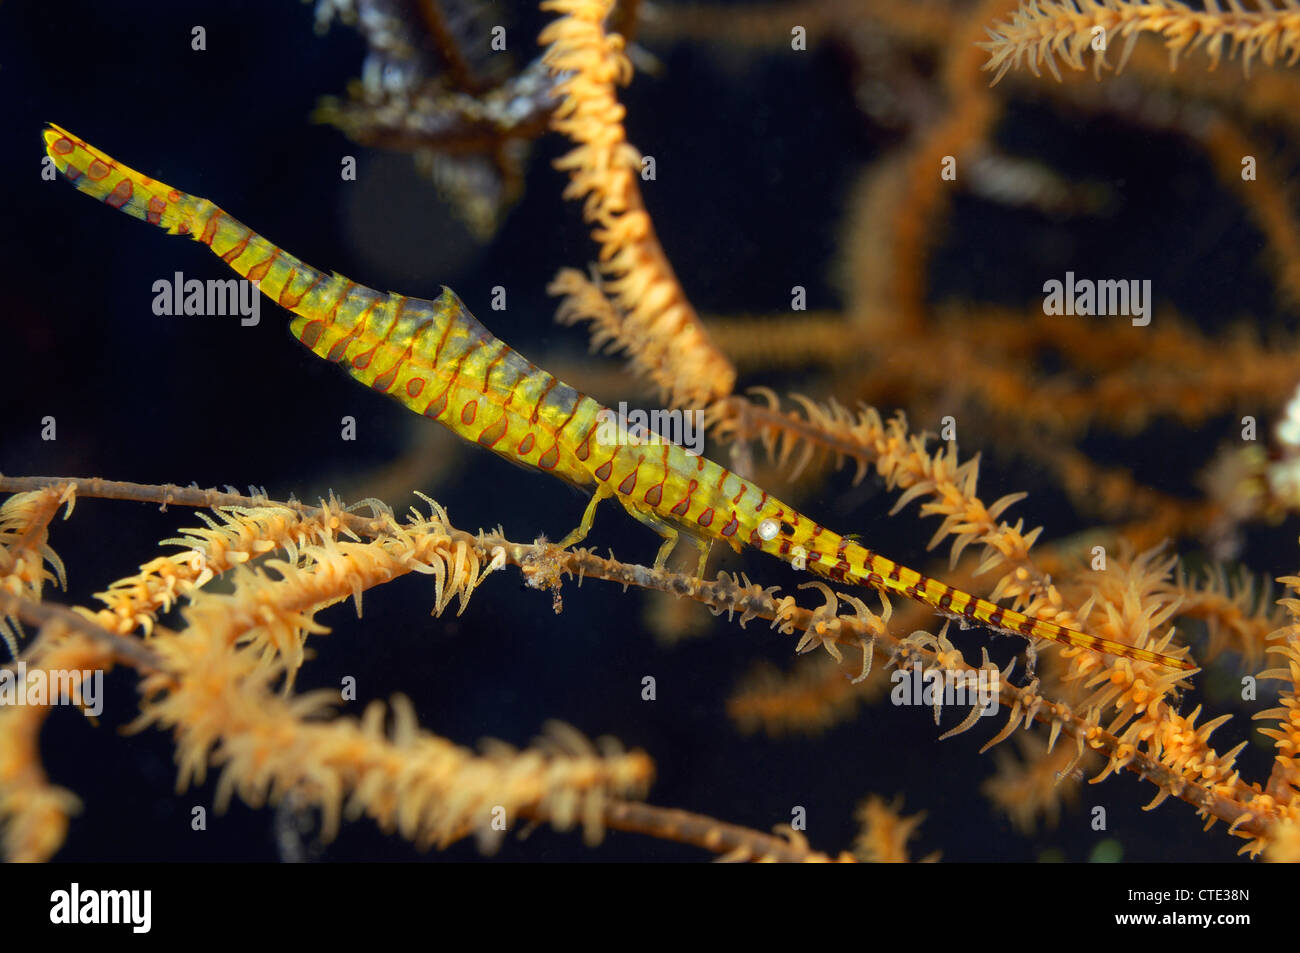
[8,0,1300,864]
[540,0,736,409]
[983,0,1300,83]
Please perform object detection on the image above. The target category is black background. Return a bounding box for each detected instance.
[1,0,1288,862]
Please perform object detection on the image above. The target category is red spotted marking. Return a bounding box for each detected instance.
[371,361,402,393]
[500,362,521,408]
[538,445,560,470]
[697,507,714,528]
[280,269,324,309]
[480,347,506,394]
[406,377,426,399]
[351,343,378,371]
[720,513,739,537]
[670,479,699,517]
[324,281,354,328]
[220,232,250,264]
[87,159,111,180]
[330,298,379,358]
[52,137,74,155]
[478,416,508,448]
[373,344,411,391]
[461,400,478,425]
[643,483,664,507]
[423,389,449,420]
[594,459,613,481]
[529,377,558,425]
[617,463,640,495]
[168,189,181,202]
[435,338,480,412]
[289,272,326,310]
[299,320,325,349]
[200,209,222,246]
[105,179,133,210]
[245,247,281,283]
[146,196,167,226]
[325,327,359,363]
[517,433,536,456]
[437,313,476,359]
[574,420,598,461]
[406,318,435,362]
[553,396,584,442]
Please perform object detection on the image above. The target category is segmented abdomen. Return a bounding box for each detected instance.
[599,438,1191,670]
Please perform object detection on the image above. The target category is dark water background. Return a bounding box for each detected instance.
[1,0,1287,861]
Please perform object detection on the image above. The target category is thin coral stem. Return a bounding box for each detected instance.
[598,800,850,861]
[0,592,162,672]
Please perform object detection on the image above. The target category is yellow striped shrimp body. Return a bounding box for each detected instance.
[581,438,1192,671]
[41,124,1192,672]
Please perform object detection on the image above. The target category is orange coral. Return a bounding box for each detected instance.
[540,0,735,408]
